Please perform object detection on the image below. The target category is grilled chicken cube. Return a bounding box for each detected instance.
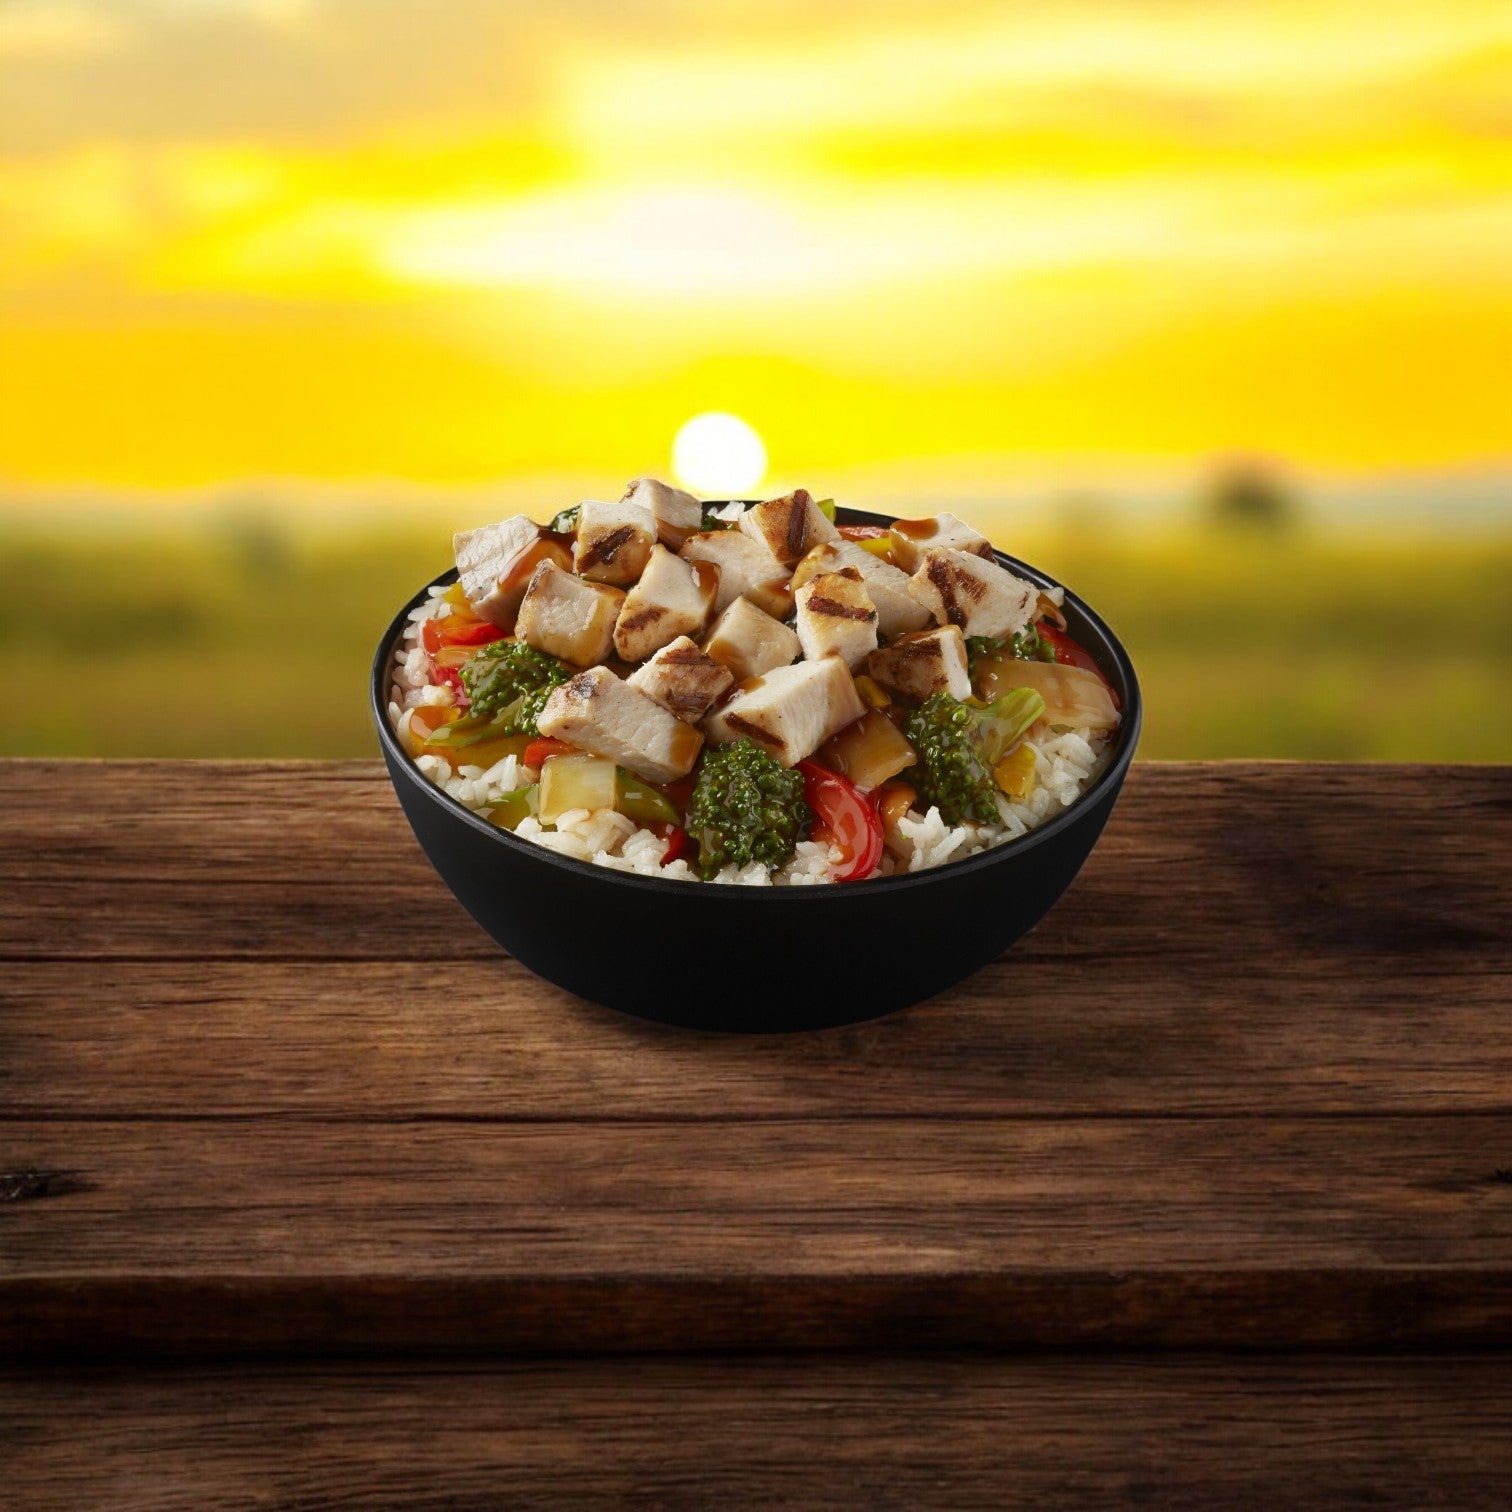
[573,498,657,585]
[908,547,1038,639]
[704,656,865,768]
[627,636,734,723]
[866,626,973,702]
[886,512,994,574]
[624,476,703,550]
[702,595,800,683]
[791,540,929,639]
[537,665,703,784]
[612,545,720,663]
[738,487,839,568]
[679,530,794,620]
[453,515,572,628]
[515,560,624,667]
[794,567,878,669]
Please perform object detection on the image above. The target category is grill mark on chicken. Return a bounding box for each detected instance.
[579,525,635,569]
[721,712,782,749]
[883,637,940,664]
[617,604,667,634]
[925,554,985,627]
[806,593,875,622]
[780,489,814,561]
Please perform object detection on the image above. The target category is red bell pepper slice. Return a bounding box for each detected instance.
[652,823,688,866]
[422,615,506,654]
[523,737,577,769]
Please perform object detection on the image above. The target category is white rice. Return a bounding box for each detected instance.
[388,586,1110,884]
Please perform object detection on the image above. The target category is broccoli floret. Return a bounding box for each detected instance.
[965,625,1055,678]
[548,505,580,532]
[459,640,570,733]
[903,689,1047,825]
[686,739,813,879]
[902,694,1001,825]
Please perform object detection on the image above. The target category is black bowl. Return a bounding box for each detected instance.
[371,506,1141,1031]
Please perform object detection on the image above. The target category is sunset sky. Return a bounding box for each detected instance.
[2,0,1509,498]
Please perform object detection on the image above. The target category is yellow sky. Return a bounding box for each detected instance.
[1,0,1509,492]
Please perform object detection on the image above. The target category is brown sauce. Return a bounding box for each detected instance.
[890,517,940,542]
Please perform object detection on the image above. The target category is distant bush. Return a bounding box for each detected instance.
[1205,464,1296,532]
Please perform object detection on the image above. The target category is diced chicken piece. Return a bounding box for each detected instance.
[612,545,720,662]
[791,540,930,639]
[627,636,734,723]
[908,548,1038,639]
[704,657,865,768]
[794,567,878,669]
[537,665,704,785]
[738,488,839,568]
[515,560,624,667]
[574,498,657,585]
[679,530,794,620]
[702,596,800,683]
[886,512,994,574]
[624,476,703,550]
[453,515,572,629]
[866,626,973,702]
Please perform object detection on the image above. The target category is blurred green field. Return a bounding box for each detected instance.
[2,513,1508,761]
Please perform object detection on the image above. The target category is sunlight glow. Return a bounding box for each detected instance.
[673,414,767,498]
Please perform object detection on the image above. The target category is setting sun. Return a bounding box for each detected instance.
[672,413,768,499]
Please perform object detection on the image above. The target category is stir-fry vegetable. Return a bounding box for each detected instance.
[1034,622,1120,705]
[875,780,917,857]
[699,503,739,531]
[902,688,1047,824]
[975,658,1119,733]
[461,640,571,732]
[523,736,577,768]
[422,615,506,653]
[798,761,883,882]
[617,771,681,826]
[992,744,1037,800]
[685,738,813,880]
[483,786,540,831]
[816,709,916,791]
[966,623,1055,678]
[538,752,618,823]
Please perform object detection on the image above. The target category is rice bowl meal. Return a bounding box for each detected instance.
[386,480,1123,887]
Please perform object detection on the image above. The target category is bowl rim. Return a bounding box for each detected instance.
[370,504,1142,897]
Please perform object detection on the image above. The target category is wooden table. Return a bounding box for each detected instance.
[3,760,1510,1507]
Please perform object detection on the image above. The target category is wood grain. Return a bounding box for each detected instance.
[4,1356,1510,1510]
[5,1116,1511,1354]
[1,762,1508,1119]
[2,760,1509,1363]
[1,761,1506,965]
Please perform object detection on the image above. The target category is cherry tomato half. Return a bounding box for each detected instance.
[797,760,884,882]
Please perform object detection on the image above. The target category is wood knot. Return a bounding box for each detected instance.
[1,1168,92,1202]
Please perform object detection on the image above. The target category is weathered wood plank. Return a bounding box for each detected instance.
[5,1118,1511,1354]
[2,762,1505,1116]
[4,1356,1510,1510]
[1,762,1506,967]
[4,955,1510,1118]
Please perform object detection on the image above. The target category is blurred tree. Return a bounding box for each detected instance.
[1205,463,1297,532]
